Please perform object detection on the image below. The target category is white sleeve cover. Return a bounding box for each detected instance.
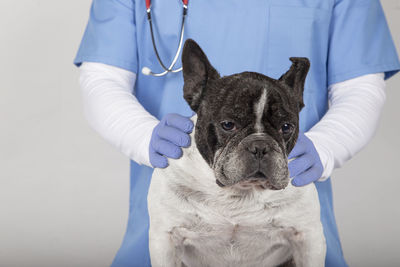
[305,72,386,181]
[79,62,159,167]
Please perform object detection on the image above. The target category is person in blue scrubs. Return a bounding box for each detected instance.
[74,1,400,266]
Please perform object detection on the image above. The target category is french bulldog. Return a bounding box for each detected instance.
[147,39,326,267]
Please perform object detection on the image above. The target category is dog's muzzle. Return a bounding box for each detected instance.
[215,134,289,190]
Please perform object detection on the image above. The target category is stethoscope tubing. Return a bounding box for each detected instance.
[142,3,188,77]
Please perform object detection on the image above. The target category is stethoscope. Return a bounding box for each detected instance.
[142,0,189,77]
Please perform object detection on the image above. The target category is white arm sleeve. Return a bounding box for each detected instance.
[305,72,386,181]
[79,62,159,167]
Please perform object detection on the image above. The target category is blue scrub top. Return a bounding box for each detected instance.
[74,0,400,266]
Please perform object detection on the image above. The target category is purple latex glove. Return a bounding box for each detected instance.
[288,132,323,186]
[149,113,194,168]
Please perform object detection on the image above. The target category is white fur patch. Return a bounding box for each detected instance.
[147,115,326,267]
[254,89,267,133]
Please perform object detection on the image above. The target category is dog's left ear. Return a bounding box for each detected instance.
[182,39,220,112]
[278,57,310,109]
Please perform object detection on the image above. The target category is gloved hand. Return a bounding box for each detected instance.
[149,113,194,168]
[288,132,323,186]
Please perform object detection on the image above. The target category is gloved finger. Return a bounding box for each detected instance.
[291,166,322,187]
[157,125,191,147]
[149,152,168,168]
[288,153,314,178]
[288,136,307,159]
[152,139,183,159]
[165,113,194,133]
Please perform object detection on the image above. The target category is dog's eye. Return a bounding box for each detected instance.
[280,123,293,135]
[221,121,236,131]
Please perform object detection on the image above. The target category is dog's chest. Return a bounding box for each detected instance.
[169,199,300,266]
[148,151,320,266]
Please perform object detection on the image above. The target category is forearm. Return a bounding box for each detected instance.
[305,73,386,180]
[79,62,159,167]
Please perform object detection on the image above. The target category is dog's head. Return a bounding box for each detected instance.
[182,39,309,191]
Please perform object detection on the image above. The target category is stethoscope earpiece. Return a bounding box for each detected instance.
[143,0,188,77]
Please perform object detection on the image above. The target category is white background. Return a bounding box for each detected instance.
[1,1,399,266]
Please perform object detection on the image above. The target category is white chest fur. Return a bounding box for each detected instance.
[147,117,326,267]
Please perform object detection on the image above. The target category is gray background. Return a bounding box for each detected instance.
[0,1,399,266]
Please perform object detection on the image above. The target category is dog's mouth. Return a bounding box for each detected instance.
[216,171,283,191]
[239,171,281,191]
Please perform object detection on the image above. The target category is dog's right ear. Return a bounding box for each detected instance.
[182,39,220,112]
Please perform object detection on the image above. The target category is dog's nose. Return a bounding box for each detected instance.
[247,141,268,159]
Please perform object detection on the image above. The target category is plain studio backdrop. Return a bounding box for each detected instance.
[1,1,399,267]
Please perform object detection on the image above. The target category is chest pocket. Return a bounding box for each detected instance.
[267,5,331,84]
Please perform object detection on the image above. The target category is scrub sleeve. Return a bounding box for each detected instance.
[75,0,138,73]
[327,0,400,85]
[74,1,400,266]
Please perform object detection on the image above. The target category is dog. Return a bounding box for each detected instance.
[147,39,326,267]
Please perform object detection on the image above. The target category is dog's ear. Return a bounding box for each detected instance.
[278,57,310,109]
[182,39,220,112]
